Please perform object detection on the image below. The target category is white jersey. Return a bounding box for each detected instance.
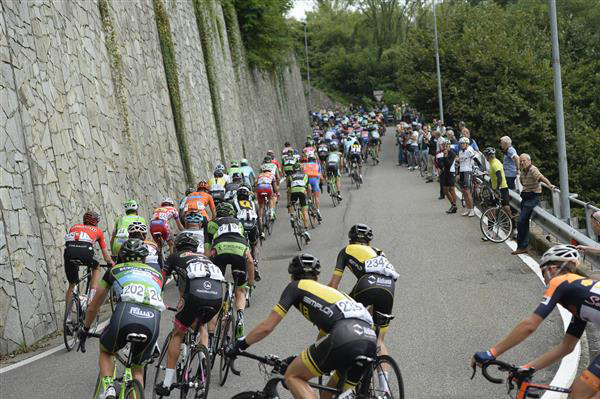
[459,146,476,172]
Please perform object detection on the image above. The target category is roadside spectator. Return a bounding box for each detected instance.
[500,136,520,190]
[439,138,458,213]
[408,124,419,170]
[418,125,430,176]
[461,128,479,151]
[447,129,457,144]
[458,137,476,217]
[395,123,405,165]
[426,129,439,183]
[577,210,600,254]
[512,154,554,255]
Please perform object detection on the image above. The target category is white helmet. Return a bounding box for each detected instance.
[127,221,148,235]
[161,197,174,206]
[539,244,581,268]
[459,137,470,145]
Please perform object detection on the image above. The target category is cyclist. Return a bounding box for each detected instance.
[80,239,163,398]
[64,211,115,308]
[328,224,398,360]
[240,158,256,187]
[287,162,312,243]
[256,163,277,222]
[458,137,477,217]
[303,154,323,221]
[282,148,298,178]
[126,221,161,273]
[326,143,344,201]
[155,233,224,396]
[178,188,194,218]
[149,198,184,254]
[483,147,513,219]
[208,164,228,204]
[472,245,600,399]
[348,141,363,182]
[267,150,282,176]
[303,139,316,161]
[317,140,330,171]
[225,254,376,399]
[282,141,293,156]
[233,185,261,280]
[369,126,381,161]
[110,200,146,258]
[184,181,216,221]
[205,202,255,338]
[180,211,206,254]
[224,172,243,203]
[228,160,242,177]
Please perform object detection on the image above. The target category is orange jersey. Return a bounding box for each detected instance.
[65,224,107,250]
[303,162,320,178]
[185,191,214,217]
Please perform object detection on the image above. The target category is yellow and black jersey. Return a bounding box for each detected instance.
[273,279,372,334]
[334,244,383,279]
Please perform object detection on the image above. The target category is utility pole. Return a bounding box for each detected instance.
[432,0,444,124]
[548,0,570,221]
[303,21,312,111]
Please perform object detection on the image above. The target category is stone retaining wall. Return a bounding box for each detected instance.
[0,0,309,354]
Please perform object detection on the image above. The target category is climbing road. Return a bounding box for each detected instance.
[0,130,566,398]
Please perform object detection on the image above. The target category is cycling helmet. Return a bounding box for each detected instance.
[263,156,272,164]
[348,224,373,243]
[483,147,496,157]
[307,154,317,162]
[237,186,251,200]
[123,199,138,212]
[261,163,271,172]
[288,253,321,278]
[185,212,204,225]
[230,160,239,168]
[539,244,581,268]
[119,238,149,261]
[287,148,294,156]
[197,180,209,191]
[329,143,338,151]
[127,221,148,235]
[458,137,470,145]
[267,150,275,158]
[161,197,175,206]
[216,201,236,218]
[293,162,302,172]
[231,172,242,182]
[240,158,249,166]
[214,164,225,173]
[174,232,200,252]
[305,140,314,147]
[83,211,100,226]
[214,169,224,178]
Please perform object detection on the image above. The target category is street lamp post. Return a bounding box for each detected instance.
[303,21,312,111]
[548,0,570,221]
[432,0,444,124]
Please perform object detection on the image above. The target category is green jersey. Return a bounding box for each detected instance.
[112,214,146,254]
[228,166,242,176]
[100,261,165,311]
[288,171,308,194]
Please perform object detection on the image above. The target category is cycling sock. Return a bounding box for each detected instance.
[101,376,114,390]
[163,368,176,387]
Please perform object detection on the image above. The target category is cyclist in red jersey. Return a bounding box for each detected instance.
[64,211,115,306]
[255,165,276,221]
[150,198,184,254]
[267,150,282,175]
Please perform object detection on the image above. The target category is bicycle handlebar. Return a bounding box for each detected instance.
[77,331,101,353]
[229,351,291,377]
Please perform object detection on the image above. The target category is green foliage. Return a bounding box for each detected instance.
[232,0,293,70]
[301,0,600,205]
[153,0,194,185]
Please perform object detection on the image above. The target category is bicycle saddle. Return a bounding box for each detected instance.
[126,333,148,343]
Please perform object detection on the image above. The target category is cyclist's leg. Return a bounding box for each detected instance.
[571,354,600,399]
[284,356,319,399]
[63,250,78,305]
[301,195,309,229]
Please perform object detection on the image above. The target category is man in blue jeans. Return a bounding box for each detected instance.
[513,154,554,255]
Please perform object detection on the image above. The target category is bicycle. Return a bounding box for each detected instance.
[349,160,362,189]
[63,261,107,351]
[368,144,379,165]
[260,193,272,237]
[289,198,308,250]
[307,195,321,228]
[228,348,404,399]
[210,272,245,386]
[471,359,570,398]
[480,193,513,243]
[153,307,211,399]
[327,170,340,207]
[80,331,150,399]
[460,167,493,210]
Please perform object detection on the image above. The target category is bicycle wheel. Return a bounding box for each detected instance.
[307,203,316,229]
[184,345,211,399]
[63,295,80,351]
[218,311,234,386]
[124,379,145,399]
[264,207,272,236]
[362,355,404,399]
[231,392,263,399]
[152,332,172,399]
[480,207,513,243]
[210,310,224,368]
[292,216,303,251]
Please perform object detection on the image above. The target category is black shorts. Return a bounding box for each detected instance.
[64,242,98,284]
[302,319,377,385]
[243,223,259,245]
[350,274,395,329]
[290,191,307,208]
[100,302,160,366]
[499,187,510,206]
[370,137,380,146]
[213,253,247,287]
[440,172,455,187]
[327,163,340,177]
[175,278,223,332]
[460,172,473,190]
[349,153,362,164]
[318,153,328,161]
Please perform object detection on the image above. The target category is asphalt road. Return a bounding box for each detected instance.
[1,130,565,398]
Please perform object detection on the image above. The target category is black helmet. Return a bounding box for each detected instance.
[237,186,251,200]
[175,232,200,251]
[483,147,496,157]
[83,211,100,226]
[216,202,236,217]
[119,238,149,261]
[348,224,373,243]
[214,169,224,178]
[263,156,272,164]
[288,254,321,278]
[293,162,302,172]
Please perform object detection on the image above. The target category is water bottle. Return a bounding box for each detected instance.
[80,294,88,312]
[181,343,188,362]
